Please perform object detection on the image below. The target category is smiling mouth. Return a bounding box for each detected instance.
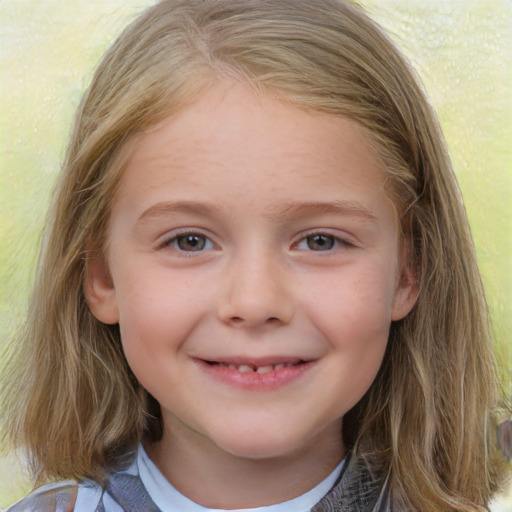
[205,361,303,375]
[197,358,316,389]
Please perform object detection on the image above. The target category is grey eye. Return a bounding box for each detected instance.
[175,234,208,251]
[306,234,336,251]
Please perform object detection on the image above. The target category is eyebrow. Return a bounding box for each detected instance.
[136,199,378,224]
[273,200,378,223]
[137,201,223,224]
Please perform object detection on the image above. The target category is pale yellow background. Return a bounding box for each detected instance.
[1,0,510,508]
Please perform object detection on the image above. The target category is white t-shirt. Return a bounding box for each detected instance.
[74,444,344,512]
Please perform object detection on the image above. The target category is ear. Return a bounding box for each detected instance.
[84,253,119,325]
[391,247,419,321]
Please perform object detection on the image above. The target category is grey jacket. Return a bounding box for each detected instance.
[8,450,392,512]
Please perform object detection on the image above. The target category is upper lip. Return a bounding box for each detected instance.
[198,356,312,367]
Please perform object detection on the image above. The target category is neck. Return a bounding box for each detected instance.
[145,419,344,509]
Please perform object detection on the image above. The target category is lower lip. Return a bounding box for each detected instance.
[195,360,316,390]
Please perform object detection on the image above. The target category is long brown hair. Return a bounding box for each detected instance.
[1,1,506,509]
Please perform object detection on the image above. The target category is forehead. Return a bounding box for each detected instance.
[113,81,395,225]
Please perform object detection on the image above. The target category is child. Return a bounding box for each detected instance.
[1,0,507,510]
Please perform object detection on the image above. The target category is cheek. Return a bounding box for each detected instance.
[303,264,395,403]
[113,269,202,363]
[310,268,396,343]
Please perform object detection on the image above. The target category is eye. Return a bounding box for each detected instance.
[303,234,336,251]
[295,232,352,252]
[167,232,215,252]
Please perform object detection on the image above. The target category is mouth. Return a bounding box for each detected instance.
[204,360,306,375]
[196,357,316,389]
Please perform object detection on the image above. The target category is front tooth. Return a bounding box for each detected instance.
[238,364,254,373]
[256,365,274,374]
[274,364,284,371]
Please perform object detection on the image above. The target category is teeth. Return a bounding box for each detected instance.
[256,365,274,374]
[217,362,300,373]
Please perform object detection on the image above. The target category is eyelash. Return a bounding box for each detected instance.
[161,229,354,254]
[293,231,355,252]
[162,230,216,254]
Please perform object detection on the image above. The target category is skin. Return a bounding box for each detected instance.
[86,81,417,508]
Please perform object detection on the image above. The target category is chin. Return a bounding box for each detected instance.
[211,427,314,462]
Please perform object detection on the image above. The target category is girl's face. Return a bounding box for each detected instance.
[87,81,417,468]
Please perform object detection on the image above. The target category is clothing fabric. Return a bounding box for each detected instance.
[7,445,391,512]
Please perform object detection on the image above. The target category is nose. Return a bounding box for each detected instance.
[217,249,295,329]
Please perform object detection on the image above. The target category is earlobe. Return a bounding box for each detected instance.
[84,254,119,325]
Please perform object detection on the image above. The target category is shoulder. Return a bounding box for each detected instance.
[6,479,106,512]
[6,481,78,512]
[312,450,393,512]
[6,448,145,512]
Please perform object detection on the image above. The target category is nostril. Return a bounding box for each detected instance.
[228,315,281,328]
